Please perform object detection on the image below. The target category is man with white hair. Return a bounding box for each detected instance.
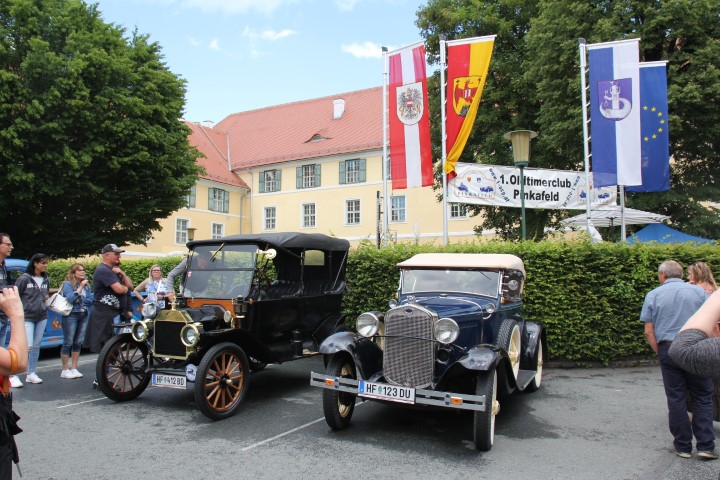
[641,260,716,460]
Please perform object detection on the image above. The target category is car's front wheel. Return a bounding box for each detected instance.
[474,369,499,451]
[95,334,150,402]
[525,340,543,392]
[194,342,250,420]
[322,354,357,430]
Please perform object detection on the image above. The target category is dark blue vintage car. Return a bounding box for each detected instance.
[310,253,545,451]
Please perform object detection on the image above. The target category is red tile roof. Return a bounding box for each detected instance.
[214,86,383,169]
[185,121,249,189]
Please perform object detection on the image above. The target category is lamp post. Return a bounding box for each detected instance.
[503,130,538,240]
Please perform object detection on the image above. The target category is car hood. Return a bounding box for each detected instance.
[400,294,492,319]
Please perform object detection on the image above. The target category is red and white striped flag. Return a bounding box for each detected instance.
[388,43,433,189]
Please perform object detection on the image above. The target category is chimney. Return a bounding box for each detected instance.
[333,99,345,120]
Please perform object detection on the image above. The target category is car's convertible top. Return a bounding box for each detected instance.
[188,232,349,252]
[397,253,525,275]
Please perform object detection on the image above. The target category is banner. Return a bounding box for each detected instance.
[626,62,670,192]
[444,35,495,180]
[388,42,433,189]
[447,163,617,210]
[588,39,642,187]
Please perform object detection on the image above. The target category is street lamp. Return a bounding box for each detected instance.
[503,130,538,240]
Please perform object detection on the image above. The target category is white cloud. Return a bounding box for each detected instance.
[242,27,295,41]
[209,38,221,50]
[335,0,360,11]
[187,37,201,47]
[341,41,382,58]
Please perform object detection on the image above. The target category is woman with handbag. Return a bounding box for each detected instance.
[59,264,93,379]
[133,264,170,318]
[0,287,28,479]
[13,253,50,385]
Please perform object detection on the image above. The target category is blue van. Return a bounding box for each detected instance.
[3,258,143,349]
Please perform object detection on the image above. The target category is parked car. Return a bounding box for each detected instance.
[310,253,545,451]
[95,232,350,420]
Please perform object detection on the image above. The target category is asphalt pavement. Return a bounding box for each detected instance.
[6,349,720,480]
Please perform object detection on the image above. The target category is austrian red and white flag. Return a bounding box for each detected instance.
[388,42,433,189]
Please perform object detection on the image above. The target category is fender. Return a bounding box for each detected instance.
[457,345,502,372]
[520,321,543,369]
[319,332,383,380]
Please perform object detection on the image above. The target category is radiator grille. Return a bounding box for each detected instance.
[383,305,435,388]
[153,320,186,358]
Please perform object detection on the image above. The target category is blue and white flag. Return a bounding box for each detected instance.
[588,39,642,187]
[626,62,670,192]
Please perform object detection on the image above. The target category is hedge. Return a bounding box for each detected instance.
[42,240,719,365]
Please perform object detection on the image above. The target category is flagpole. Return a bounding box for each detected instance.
[579,38,592,234]
[620,185,626,242]
[440,35,449,246]
[381,46,389,246]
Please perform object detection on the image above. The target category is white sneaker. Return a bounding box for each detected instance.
[8,375,22,388]
[61,369,75,379]
[70,369,83,378]
[25,372,42,384]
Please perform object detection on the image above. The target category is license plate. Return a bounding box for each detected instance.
[358,380,415,404]
[151,373,186,389]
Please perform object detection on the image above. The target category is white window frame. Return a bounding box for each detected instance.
[390,195,406,223]
[302,203,316,228]
[345,199,361,225]
[450,203,468,219]
[303,165,318,188]
[211,223,224,239]
[208,188,229,213]
[261,169,281,193]
[264,206,276,230]
[175,218,189,244]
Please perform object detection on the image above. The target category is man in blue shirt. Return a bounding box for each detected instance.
[641,260,716,460]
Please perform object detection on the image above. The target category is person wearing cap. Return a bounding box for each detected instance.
[85,244,133,354]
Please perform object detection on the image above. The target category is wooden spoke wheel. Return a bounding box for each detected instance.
[194,343,250,420]
[95,334,150,402]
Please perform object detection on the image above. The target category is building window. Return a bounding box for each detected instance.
[264,207,276,230]
[208,188,229,213]
[259,169,281,193]
[176,218,189,244]
[450,203,468,219]
[211,223,224,239]
[345,199,361,225]
[296,164,321,189]
[391,195,406,223]
[185,185,196,208]
[340,158,366,184]
[302,203,316,228]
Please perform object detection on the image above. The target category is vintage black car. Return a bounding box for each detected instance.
[310,253,545,451]
[95,232,349,420]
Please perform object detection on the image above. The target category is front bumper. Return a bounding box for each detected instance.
[310,372,486,412]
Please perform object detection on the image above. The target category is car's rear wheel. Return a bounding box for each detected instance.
[195,342,250,420]
[497,320,521,380]
[474,369,499,451]
[322,354,357,430]
[95,334,150,402]
[525,341,543,392]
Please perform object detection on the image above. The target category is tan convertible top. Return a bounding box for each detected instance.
[397,253,525,276]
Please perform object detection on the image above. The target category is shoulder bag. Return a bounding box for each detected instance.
[47,287,73,316]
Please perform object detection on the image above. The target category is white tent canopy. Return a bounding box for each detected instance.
[560,207,670,228]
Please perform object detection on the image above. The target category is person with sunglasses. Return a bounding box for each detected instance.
[133,264,170,317]
[59,264,93,379]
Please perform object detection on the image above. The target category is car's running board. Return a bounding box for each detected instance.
[310,372,487,412]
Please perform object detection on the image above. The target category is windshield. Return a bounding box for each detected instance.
[400,269,500,297]
[183,244,259,299]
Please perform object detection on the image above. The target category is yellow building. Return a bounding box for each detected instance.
[125,87,486,256]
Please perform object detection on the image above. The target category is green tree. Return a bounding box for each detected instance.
[0,0,201,258]
[418,0,720,241]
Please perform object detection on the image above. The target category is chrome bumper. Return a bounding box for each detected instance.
[310,372,486,412]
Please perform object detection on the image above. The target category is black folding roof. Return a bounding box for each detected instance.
[188,232,350,252]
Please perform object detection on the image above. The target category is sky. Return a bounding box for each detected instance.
[94,0,429,123]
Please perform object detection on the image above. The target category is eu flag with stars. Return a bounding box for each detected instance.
[626,62,671,192]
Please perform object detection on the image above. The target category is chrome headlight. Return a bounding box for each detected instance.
[434,318,459,344]
[223,310,233,324]
[131,321,151,342]
[180,323,204,347]
[356,312,381,338]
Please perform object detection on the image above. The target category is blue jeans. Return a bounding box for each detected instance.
[25,318,48,375]
[0,321,7,348]
[61,311,89,356]
[658,342,715,452]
